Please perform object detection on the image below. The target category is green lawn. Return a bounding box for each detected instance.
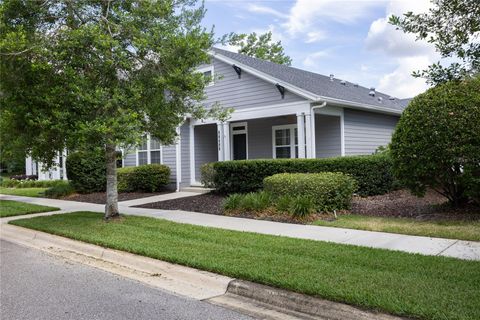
[10,212,480,320]
[0,187,48,197]
[0,200,59,217]
[313,214,480,241]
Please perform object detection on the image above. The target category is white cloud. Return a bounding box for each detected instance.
[303,50,330,67]
[305,30,327,43]
[377,56,431,98]
[284,0,381,35]
[247,4,288,19]
[365,0,438,97]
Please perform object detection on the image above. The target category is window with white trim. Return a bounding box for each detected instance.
[272,125,298,159]
[196,66,214,86]
[137,135,163,165]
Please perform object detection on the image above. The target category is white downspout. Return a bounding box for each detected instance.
[310,102,327,158]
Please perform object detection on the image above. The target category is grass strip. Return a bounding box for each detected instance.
[313,214,480,241]
[0,187,48,197]
[0,200,59,217]
[10,211,480,320]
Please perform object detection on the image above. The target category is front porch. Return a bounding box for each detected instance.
[189,102,345,185]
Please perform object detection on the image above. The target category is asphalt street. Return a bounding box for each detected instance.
[0,240,252,320]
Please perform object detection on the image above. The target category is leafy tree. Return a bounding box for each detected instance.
[0,0,227,219]
[390,76,480,207]
[222,31,292,65]
[389,0,480,85]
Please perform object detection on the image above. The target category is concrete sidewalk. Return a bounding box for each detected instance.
[1,194,479,260]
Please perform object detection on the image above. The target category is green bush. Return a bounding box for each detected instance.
[0,179,66,188]
[44,182,75,198]
[117,164,170,192]
[223,193,243,211]
[264,172,357,212]
[200,163,216,188]
[391,77,480,207]
[275,195,293,212]
[203,154,393,196]
[66,150,106,193]
[223,191,272,212]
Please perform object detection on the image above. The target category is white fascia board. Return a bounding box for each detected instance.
[209,51,403,116]
[191,101,311,125]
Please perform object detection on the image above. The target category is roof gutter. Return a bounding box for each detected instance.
[210,51,403,116]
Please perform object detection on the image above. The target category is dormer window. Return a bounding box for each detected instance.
[196,66,214,87]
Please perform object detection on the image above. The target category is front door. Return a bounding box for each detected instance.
[231,122,248,160]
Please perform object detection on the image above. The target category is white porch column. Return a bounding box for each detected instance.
[222,122,231,161]
[217,122,224,161]
[305,113,313,158]
[296,113,306,158]
[25,156,33,176]
[189,122,196,185]
[311,111,316,158]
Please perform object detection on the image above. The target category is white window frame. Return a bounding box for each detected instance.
[230,122,248,160]
[196,65,215,87]
[136,135,163,166]
[272,124,298,159]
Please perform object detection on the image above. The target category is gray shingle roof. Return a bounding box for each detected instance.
[212,47,409,112]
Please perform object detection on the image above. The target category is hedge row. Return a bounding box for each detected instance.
[66,150,106,193]
[202,154,394,196]
[118,164,170,193]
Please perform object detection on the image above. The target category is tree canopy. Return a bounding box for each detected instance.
[0,0,225,218]
[389,0,480,84]
[222,31,292,65]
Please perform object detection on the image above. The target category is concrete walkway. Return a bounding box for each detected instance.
[1,194,479,261]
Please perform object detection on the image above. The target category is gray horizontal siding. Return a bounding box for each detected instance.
[194,124,217,182]
[162,145,177,182]
[123,151,136,167]
[344,109,399,155]
[202,59,305,110]
[315,114,341,158]
[245,116,296,159]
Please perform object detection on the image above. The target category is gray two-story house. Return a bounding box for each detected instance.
[27,47,410,190]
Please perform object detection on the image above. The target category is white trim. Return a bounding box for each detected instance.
[209,51,403,116]
[230,121,248,160]
[217,122,224,161]
[136,135,162,166]
[175,126,181,192]
[189,122,196,185]
[305,113,313,158]
[296,113,306,158]
[223,122,231,161]
[272,124,298,159]
[196,65,214,87]
[340,108,345,156]
[191,101,311,126]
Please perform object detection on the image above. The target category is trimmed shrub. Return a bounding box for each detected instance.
[44,182,75,198]
[117,164,170,192]
[66,150,106,193]
[203,154,393,196]
[200,163,216,188]
[391,77,480,206]
[264,172,357,212]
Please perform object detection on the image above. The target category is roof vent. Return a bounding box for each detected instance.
[340,80,346,85]
[369,87,375,97]
[353,83,358,87]
[378,97,383,102]
[388,96,396,101]
[329,74,334,81]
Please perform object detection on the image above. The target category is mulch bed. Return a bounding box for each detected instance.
[137,189,480,223]
[62,190,173,204]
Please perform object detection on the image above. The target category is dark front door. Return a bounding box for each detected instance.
[232,133,247,160]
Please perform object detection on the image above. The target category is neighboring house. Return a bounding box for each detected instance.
[27,47,410,190]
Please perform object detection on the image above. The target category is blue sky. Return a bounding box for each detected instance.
[202,0,438,98]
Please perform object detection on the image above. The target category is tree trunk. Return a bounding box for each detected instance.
[104,142,119,220]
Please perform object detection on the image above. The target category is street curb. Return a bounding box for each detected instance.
[1,223,406,320]
[0,224,232,300]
